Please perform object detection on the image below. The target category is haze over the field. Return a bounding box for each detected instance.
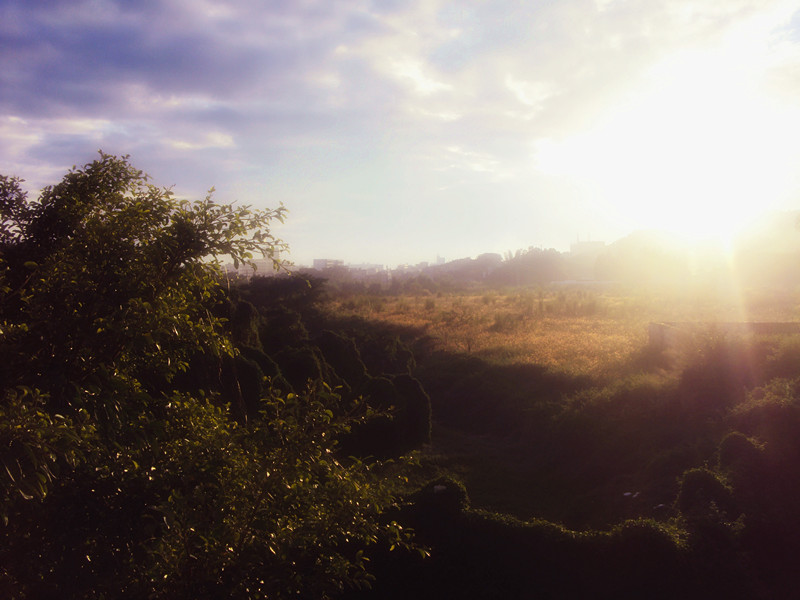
[3,0,800,266]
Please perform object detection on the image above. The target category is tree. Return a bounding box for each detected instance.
[0,154,415,598]
[1,154,285,405]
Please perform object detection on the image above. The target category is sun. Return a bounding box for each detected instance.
[535,26,800,252]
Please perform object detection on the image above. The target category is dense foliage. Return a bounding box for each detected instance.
[0,155,416,598]
[6,153,800,599]
[326,289,800,599]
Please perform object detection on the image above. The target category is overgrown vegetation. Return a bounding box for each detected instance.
[328,285,800,599]
[4,153,800,598]
[0,155,421,599]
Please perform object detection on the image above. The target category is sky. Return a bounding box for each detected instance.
[2,0,800,268]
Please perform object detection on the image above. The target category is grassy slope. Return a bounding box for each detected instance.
[330,285,800,598]
[324,290,800,598]
[330,287,799,522]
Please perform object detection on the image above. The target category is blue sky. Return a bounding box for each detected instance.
[2,0,800,267]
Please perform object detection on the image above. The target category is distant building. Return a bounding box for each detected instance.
[225,257,280,279]
[312,258,345,270]
[348,263,385,273]
[348,264,388,284]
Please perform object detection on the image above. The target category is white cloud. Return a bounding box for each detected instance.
[168,131,235,150]
[504,75,555,110]
[387,57,452,95]
[3,0,800,264]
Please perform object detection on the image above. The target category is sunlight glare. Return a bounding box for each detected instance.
[535,20,800,251]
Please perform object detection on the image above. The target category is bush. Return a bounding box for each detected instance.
[678,336,754,416]
[676,468,737,523]
[763,337,800,380]
[411,476,470,518]
[229,299,260,347]
[391,373,432,448]
[315,330,368,387]
[258,307,309,354]
[718,431,763,474]
[272,345,327,390]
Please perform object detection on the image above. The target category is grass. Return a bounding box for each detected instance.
[326,284,800,598]
[325,285,800,527]
[330,286,800,380]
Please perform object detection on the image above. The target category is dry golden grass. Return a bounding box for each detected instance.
[330,287,800,379]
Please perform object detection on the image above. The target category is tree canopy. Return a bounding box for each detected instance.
[0,153,413,598]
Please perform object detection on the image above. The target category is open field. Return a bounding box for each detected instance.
[330,286,800,380]
[322,284,800,597]
[326,284,800,528]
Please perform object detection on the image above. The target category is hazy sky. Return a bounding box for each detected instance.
[3,0,800,267]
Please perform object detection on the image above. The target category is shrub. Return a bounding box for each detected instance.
[676,467,737,523]
[678,335,753,416]
[258,307,309,354]
[315,330,368,387]
[729,378,800,464]
[763,337,800,380]
[272,345,327,390]
[391,373,432,447]
[229,299,260,347]
[411,476,470,518]
[718,431,763,474]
